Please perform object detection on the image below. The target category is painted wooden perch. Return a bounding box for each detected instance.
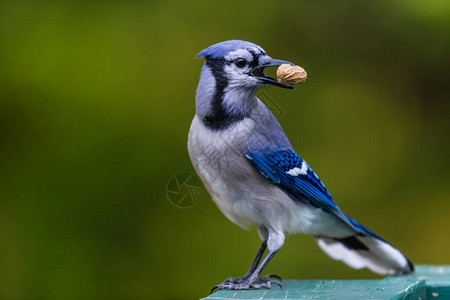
[202,265,450,300]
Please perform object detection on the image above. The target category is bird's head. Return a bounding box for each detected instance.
[197,40,294,90]
[195,40,294,129]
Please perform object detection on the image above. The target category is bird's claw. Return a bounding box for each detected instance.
[211,275,283,293]
[268,279,282,289]
[267,273,282,281]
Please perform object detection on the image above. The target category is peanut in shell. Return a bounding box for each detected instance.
[276,64,307,86]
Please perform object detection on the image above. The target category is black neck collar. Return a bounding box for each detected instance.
[201,58,247,130]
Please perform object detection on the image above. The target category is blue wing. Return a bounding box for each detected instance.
[245,147,340,213]
[245,147,382,238]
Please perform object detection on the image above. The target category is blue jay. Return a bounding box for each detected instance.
[188,40,414,291]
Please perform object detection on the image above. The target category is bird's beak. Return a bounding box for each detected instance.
[251,58,294,89]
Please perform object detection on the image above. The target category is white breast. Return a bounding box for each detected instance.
[187,115,258,227]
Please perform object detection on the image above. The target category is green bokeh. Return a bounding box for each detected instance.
[0,1,449,299]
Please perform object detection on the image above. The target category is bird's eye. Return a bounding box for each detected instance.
[235,58,247,68]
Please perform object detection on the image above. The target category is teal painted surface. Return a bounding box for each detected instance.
[404,265,450,299]
[203,265,450,300]
[203,279,425,300]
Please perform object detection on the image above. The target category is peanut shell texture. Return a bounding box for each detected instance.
[276,64,307,86]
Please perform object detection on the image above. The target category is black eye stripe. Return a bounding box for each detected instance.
[222,50,262,68]
[247,49,260,68]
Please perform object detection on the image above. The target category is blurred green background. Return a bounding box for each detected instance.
[1,1,449,299]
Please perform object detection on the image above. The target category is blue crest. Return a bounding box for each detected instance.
[197,40,265,60]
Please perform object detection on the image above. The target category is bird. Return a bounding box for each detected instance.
[187,40,414,291]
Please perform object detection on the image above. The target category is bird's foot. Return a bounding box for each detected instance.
[211,274,282,293]
[222,276,248,284]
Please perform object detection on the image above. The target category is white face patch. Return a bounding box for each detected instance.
[214,48,272,117]
[223,64,260,88]
[224,49,254,80]
[286,161,308,176]
[221,48,272,91]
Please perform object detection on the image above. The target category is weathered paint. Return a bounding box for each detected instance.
[203,265,450,300]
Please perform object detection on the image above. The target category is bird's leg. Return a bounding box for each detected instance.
[243,240,269,279]
[223,241,268,284]
[223,225,281,284]
[212,250,281,292]
[245,249,281,288]
[211,227,284,292]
